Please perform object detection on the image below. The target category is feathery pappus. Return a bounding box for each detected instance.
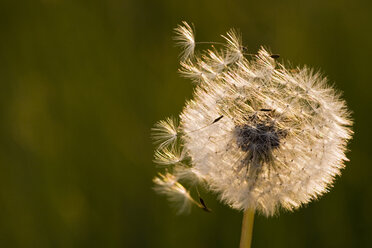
[152,22,353,216]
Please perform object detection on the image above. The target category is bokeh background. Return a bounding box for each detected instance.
[0,0,371,247]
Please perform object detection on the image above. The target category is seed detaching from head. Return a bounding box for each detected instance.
[152,22,353,217]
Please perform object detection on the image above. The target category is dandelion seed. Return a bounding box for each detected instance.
[205,48,236,72]
[270,54,280,59]
[151,117,178,149]
[179,59,206,83]
[153,173,195,214]
[174,21,195,61]
[153,146,185,165]
[222,29,244,62]
[153,21,353,247]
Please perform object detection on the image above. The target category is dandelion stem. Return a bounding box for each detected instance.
[239,208,255,248]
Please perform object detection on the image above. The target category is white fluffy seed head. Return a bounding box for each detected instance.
[153,22,353,216]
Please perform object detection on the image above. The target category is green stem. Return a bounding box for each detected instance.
[239,208,255,248]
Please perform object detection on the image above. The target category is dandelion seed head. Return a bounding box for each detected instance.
[153,22,353,216]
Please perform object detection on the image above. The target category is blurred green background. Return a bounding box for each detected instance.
[0,0,371,247]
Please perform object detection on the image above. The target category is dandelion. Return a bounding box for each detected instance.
[152,22,353,247]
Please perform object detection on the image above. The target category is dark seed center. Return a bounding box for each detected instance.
[235,123,286,161]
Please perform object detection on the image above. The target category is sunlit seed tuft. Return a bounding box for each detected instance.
[174,21,195,61]
[153,173,196,214]
[151,117,178,149]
